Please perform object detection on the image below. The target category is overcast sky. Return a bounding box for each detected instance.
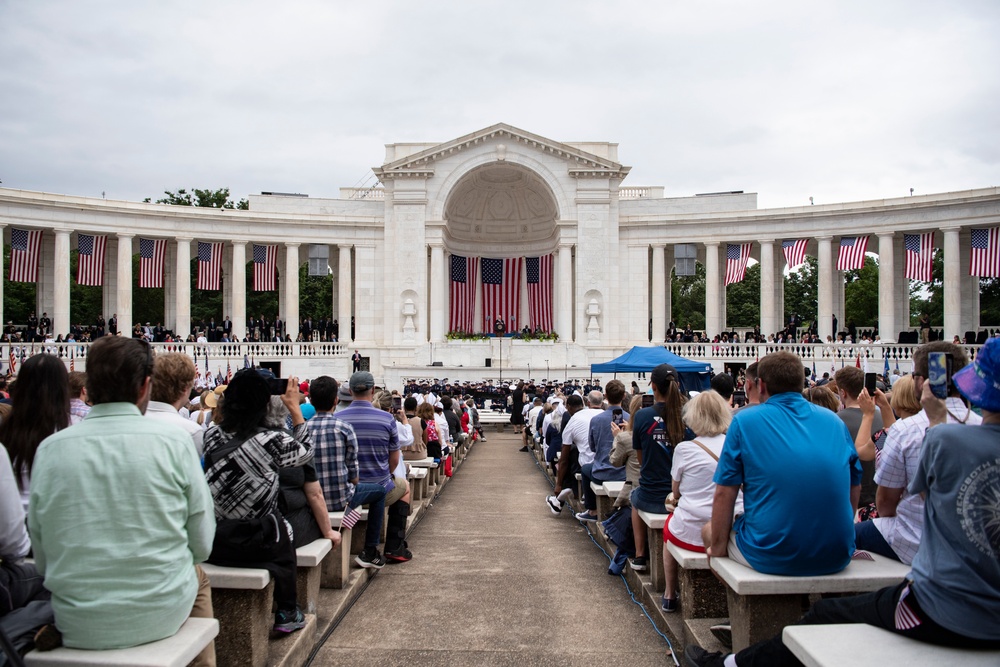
[1,0,997,209]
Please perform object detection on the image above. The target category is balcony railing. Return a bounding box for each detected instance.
[5,341,348,364]
[663,341,987,366]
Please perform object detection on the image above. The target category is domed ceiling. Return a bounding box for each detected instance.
[444,164,558,251]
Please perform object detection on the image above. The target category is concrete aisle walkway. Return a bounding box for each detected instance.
[309,432,670,666]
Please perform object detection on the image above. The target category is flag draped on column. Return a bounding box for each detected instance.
[449,255,479,334]
[481,257,521,333]
[75,234,106,286]
[781,239,808,269]
[970,227,1000,277]
[725,243,753,285]
[252,244,277,291]
[139,238,166,288]
[9,228,42,283]
[526,254,553,332]
[196,241,224,290]
[837,236,869,270]
[903,233,934,281]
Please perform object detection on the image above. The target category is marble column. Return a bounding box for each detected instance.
[759,240,776,335]
[943,228,961,340]
[339,244,353,344]
[175,238,191,339]
[116,233,134,338]
[53,230,71,336]
[877,233,896,342]
[284,243,299,340]
[557,244,573,342]
[704,242,721,336]
[0,226,5,323]
[817,236,833,341]
[231,241,246,341]
[650,244,666,343]
[428,244,444,343]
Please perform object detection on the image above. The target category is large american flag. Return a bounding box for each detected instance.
[449,255,479,334]
[196,241,224,290]
[725,243,753,286]
[903,232,934,282]
[481,257,521,333]
[9,228,42,283]
[139,238,167,288]
[253,244,277,291]
[837,236,869,271]
[970,227,1000,278]
[75,233,106,286]
[526,255,553,332]
[781,239,808,269]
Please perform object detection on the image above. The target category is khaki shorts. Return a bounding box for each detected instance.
[385,476,408,506]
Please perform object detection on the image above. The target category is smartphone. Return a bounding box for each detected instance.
[392,396,402,411]
[267,378,289,395]
[926,352,952,400]
[864,372,878,395]
[612,408,624,425]
[642,394,654,408]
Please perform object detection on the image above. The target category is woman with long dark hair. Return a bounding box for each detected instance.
[510,381,525,435]
[0,353,70,511]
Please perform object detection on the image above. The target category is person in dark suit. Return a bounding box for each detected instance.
[352,350,362,372]
[108,313,118,336]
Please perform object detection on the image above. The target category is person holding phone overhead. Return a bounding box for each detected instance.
[854,341,980,564]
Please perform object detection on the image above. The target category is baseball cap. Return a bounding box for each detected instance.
[349,371,375,392]
[953,337,1000,411]
[650,364,678,388]
[337,385,354,403]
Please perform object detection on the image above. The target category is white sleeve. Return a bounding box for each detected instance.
[397,423,415,449]
[0,447,31,559]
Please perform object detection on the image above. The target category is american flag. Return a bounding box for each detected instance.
[226,360,232,383]
[339,506,363,531]
[725,243,753,286]
[970,227,1000,277]
[70,348,75,372]
[449,255,479,334]
[903,233,934,282]
[253,244,277,291]
[481,258,521,333]
[8,346,16,375]
[139,238,167,288]
[781,239,808,269]
[8,228,42,283]
[526,255,553,332]
[76,234,106,286]
[837,236,869,271]
[196,241,224,290]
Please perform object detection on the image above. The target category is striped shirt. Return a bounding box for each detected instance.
[307,412,359,511]
[337,400,399,492]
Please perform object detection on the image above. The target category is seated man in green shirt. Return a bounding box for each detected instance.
[28,336,217,666]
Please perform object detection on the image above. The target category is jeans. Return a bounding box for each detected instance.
[349,482,387,549]
[854,519,900,561]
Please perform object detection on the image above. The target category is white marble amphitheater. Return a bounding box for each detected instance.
[2,123,998,382]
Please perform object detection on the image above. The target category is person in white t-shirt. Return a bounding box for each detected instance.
[661,390,743,613]
[553,391,604,501]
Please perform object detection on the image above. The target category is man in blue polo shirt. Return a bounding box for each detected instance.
[704,351,861,576]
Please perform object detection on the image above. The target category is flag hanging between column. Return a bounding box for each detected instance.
[837,236,869,270]
[196,241,224,290]
[76,234,106,286]
[139,238,167,288]
[526,254,553,332]
[481,257,522,333]
[970,227,1000,277]
[903,233,934,281]
[449,255,478,334]
[252,244,277,291]
[9,228,42,283]
[781,239,808,269]
[724,243,753,285]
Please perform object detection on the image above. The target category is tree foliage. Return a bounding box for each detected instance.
[671,263,705,330]
[726,263,760,328]
[784,255,818,325]
[2,245,37,325]
[908,249,943,326]
[844,255,880,327]
[145,187,249,210]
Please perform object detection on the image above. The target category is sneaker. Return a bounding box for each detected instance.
[556,487,574,503]
[660,596,678,613]
[519,445,530,452]
[629,556,648,572]
[355,548,386,570]
[385,542,413,563]
[709,623,732,649]
[575,510,598,522]
[273,608,306,634]
[683,645,728,667]
[545,495,563,515]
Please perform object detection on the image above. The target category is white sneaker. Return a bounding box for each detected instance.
[545,495,562,515]
[557,488,574,503]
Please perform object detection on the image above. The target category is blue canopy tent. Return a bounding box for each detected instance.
[590,346,712,393]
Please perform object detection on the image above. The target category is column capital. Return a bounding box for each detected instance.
[704,240,720,248]
[815,235,833,241]
[339,243,355,250]
[759,239,775,245]
[558,243,574,251]
[284,242,301,248]
[941,226,962,234]
[55,229,71,237]
[175,236,193,243]
[877,231,895,240]
[117,232,134,239]
[650,242,667,249]
[230,239,245,246]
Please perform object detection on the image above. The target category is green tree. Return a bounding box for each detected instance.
[145,187,249,210]
[908,249,943,326]
[980,277,1000,328]
[726,263,760,327]
[2,245,37,326]
[844,255,880,328]
[299,263,332,322]
[68,249,103,330]
[671,263,705,331]
[784,255,818,327]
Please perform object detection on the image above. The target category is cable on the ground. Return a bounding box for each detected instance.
[530,442,680,666]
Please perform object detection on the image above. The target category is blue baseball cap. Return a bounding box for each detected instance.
[953,337,1000,412]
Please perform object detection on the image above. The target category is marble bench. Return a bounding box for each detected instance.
[710,553,912,651]
[330,508,370,556]
[24,618,219,667]
[635,509,669,592]
[199,564,272,667]
[590,482,613,521]
[407,466,429,501]
[408,457,440,489]
[295,538,332,614]
[782,623,1000,667]
[665,542,728,618]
